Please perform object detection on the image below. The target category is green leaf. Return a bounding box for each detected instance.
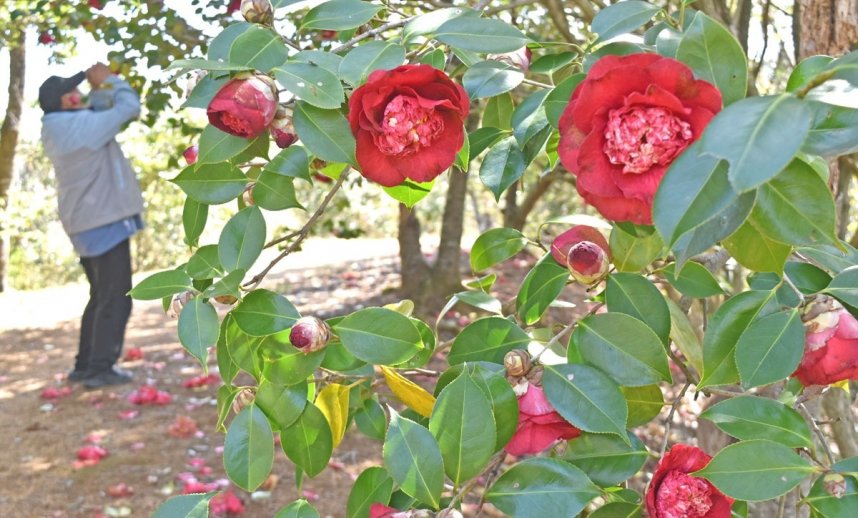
[543,364,628,439]
[265,146,312,182]
[354,398,387,441]
[338,41,406,86]
[609,225,664,273]
[300,0,383,31]
[463,61,524,99]
[292,101,356,166]
[346,467,395,518]
[798,242,858,274]
[186,245,223,280]
[563,432,648,487]
[152,493,216,518]
[447,316,530,364]
[469,364,519,451]
[262,341,326,386]
[470,228,529,272]
[803,102,858,158]
[232,289,301,336]
[694,440,816,501]
[224,404,274,491]
[129,270,192,300]
[281,403,333,477]
[468,127,507,161]
[486,457,600,517]
[173,162,248,205]
[589,503,642,518]
[723,219,791,274]
[182,197,208,248]
[383,410,445,509]
[479,135,526,201]
[229,25,289,71]
[784,261,832,294]
[806,470,858,518]
[218,206,266,272]
[511,90,551,164]
[530,52,577,75]
[545,74,584,128]
[183,75,229,110]
[665,299,704,375]
[622,384,664,428]
[825,266,858,309]
[652,146,754,266]
[700,94,813,193]
[383,179,435,208]
[736,309,805,389]
[699,290,774,389]
[700,396,812,448]
[403,7,478,43]
[591,0,661,43]
[166,57,251,75]
[203,269,245,300]
[572,313,672,386]
[253,171,302,211]
[335,308,423,365]
[434,16,529,53]
[275,500,320,518]
[605,273,671,344]
[209,22,253,61]
[661,262,724,298]
[429,372,496,484]
[255,380,308,431]
[178,298,219,369]
[292,50,344,75]
[787,56,835,92]
[221,314,264,379]
[516,254,570,325]
[483,93,514,130]
[273,62,345,109]
[676,12,748,105]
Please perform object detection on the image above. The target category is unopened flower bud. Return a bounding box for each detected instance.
[525,365,544,386]
[182,144,198,165]
[231,388,255,414]
[170,291,195,318]
[320,30,338,40]
[289,317,332,353]
[213,295,238,305]
[824,474,847,499]
[38,31,55,45]
[567,240,610,284]
[243,183,255,206]
[207,72,278,138]
[504,349,532,377]
[550,225,610,268]
[240,0,274,25]
[270,108,297,149]
[488,47,532,72]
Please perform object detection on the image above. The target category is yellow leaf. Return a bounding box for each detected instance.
[381,366,436,418]
[832,380,850,393]
[316,383,350,448]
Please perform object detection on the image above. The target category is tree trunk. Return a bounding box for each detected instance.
[0,30,26,293]
[398,204,432,303]
[431,167,468,296]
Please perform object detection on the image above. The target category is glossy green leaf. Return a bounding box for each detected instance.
[292,50,344,75]
[209,21,253,60]
[470,228,529,272]
[354,398,387,441]
[798,242,858,274]
[676,12,748,105]
[784,261,831,294]
[429,372,496,484]
[622,384,664,428]
[382,179,435,208]
[591,0,661,43]
[346,467,395,518]
[486,457,600,517]
[335,308,422,365]
[255,380,308,431]
[152,493,215,518]
[665,299,704,375]
[229,25,289,71]
[468,127,507,161]
[609,225,664,273]
[516,254,569,325]
[700,396,812,448]
[701,95,813,193]
[173,161,248,205]
[300,0,383,31]
[447,316,530,365]
[694,440,816,501]
[262,342,326,386]
[273,62,344,109]
[265,145,311,182]
[219,206,266,272]
[129,270,193,300]
[483,93,514,130]
[723,219,791,274]
[182,197,208,248]
[186,245,223,280]
[563,432,648,487]
[543,364,628,439]
[469,364,519,451]
[572,313,672,386]
[589,502,642,518]
[403,7,478,43]
[383,410,444,509]
[545,73,584,128]
[232,289,300,336]
[511,90,551,164]
[338,41,406,86]
[252,171,302,211]
[479,135,526,201]
[203,269,244,300]
[434,17,529,53]
[220,314,264,379]
[281,403,333,477]
[530,52,576,74]
[606,273,670,344]
[293,101,356,166]
[463,60,524,99]
[735,309,804,389]
[825,267,858,309]
[224,404,274,491]
[274,500,320,518]
[803,102,858,158]
[805,471,858,518]
[178,298,218,369]
[661,262,724,298]
[787,56,835,92]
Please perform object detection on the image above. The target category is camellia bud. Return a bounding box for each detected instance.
[289,317,332,354]
[240,0,274,25]
[170,291,195,318]
[213,295,238,305]
[824,474,847,499]
[504,349,532,378]
[182,144,198,165]
[487,47,533,72]
[231,388,255,414]
[270,107,297,149]
[227,0,241,15]
[242,183,255,206]
[38,32,55,45]
[207,72,278,138]
[566,240,610,284]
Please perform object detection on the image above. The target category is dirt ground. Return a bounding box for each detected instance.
[0,237,594,518]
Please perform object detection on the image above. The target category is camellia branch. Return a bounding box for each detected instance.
[798,401,835,465]
[660,381,692,457]
[243,168,350,290]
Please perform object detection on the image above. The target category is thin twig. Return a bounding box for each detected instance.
[532,303,604,363]
[798,402,835,466]
[243,168,350,290]
[660,381,692,457]
[521,78,553,89]
[330,17,414,54]
[447,451,506,513]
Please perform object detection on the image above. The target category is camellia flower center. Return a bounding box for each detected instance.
[603,106,692,174]
[655,471,714,518]
[375,95,444,156]
[220,111,252,136]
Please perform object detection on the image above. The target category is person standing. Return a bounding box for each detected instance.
[39,63,145,388]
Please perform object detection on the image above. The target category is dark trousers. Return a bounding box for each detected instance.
[77,239,133,374]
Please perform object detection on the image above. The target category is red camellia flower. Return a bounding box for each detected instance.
[369,503,409,518]
[348,64,470,187]
[89,0,104,9]
[505,383,580,456]
[646,444,733,518]
[207,73,278,138]
[226,0,241,15]
[793,304,858,386]
[558,54,722,224]
[182,145,199,166]
[550,225,611,283]
[210,489,245,516]
[270,108,297,149]
[38,32,55,45]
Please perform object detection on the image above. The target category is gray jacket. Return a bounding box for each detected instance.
[41,75,145,235]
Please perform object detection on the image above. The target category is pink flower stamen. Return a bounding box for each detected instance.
[603,106,692,174]
[375,95,444,156]
[655,470,714,518]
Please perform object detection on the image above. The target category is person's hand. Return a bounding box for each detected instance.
[86,62,112,88]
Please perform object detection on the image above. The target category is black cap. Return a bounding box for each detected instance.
[38,72,86,113]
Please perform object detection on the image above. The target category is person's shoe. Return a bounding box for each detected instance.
[84,367,133,389]
[68,369,92,383]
